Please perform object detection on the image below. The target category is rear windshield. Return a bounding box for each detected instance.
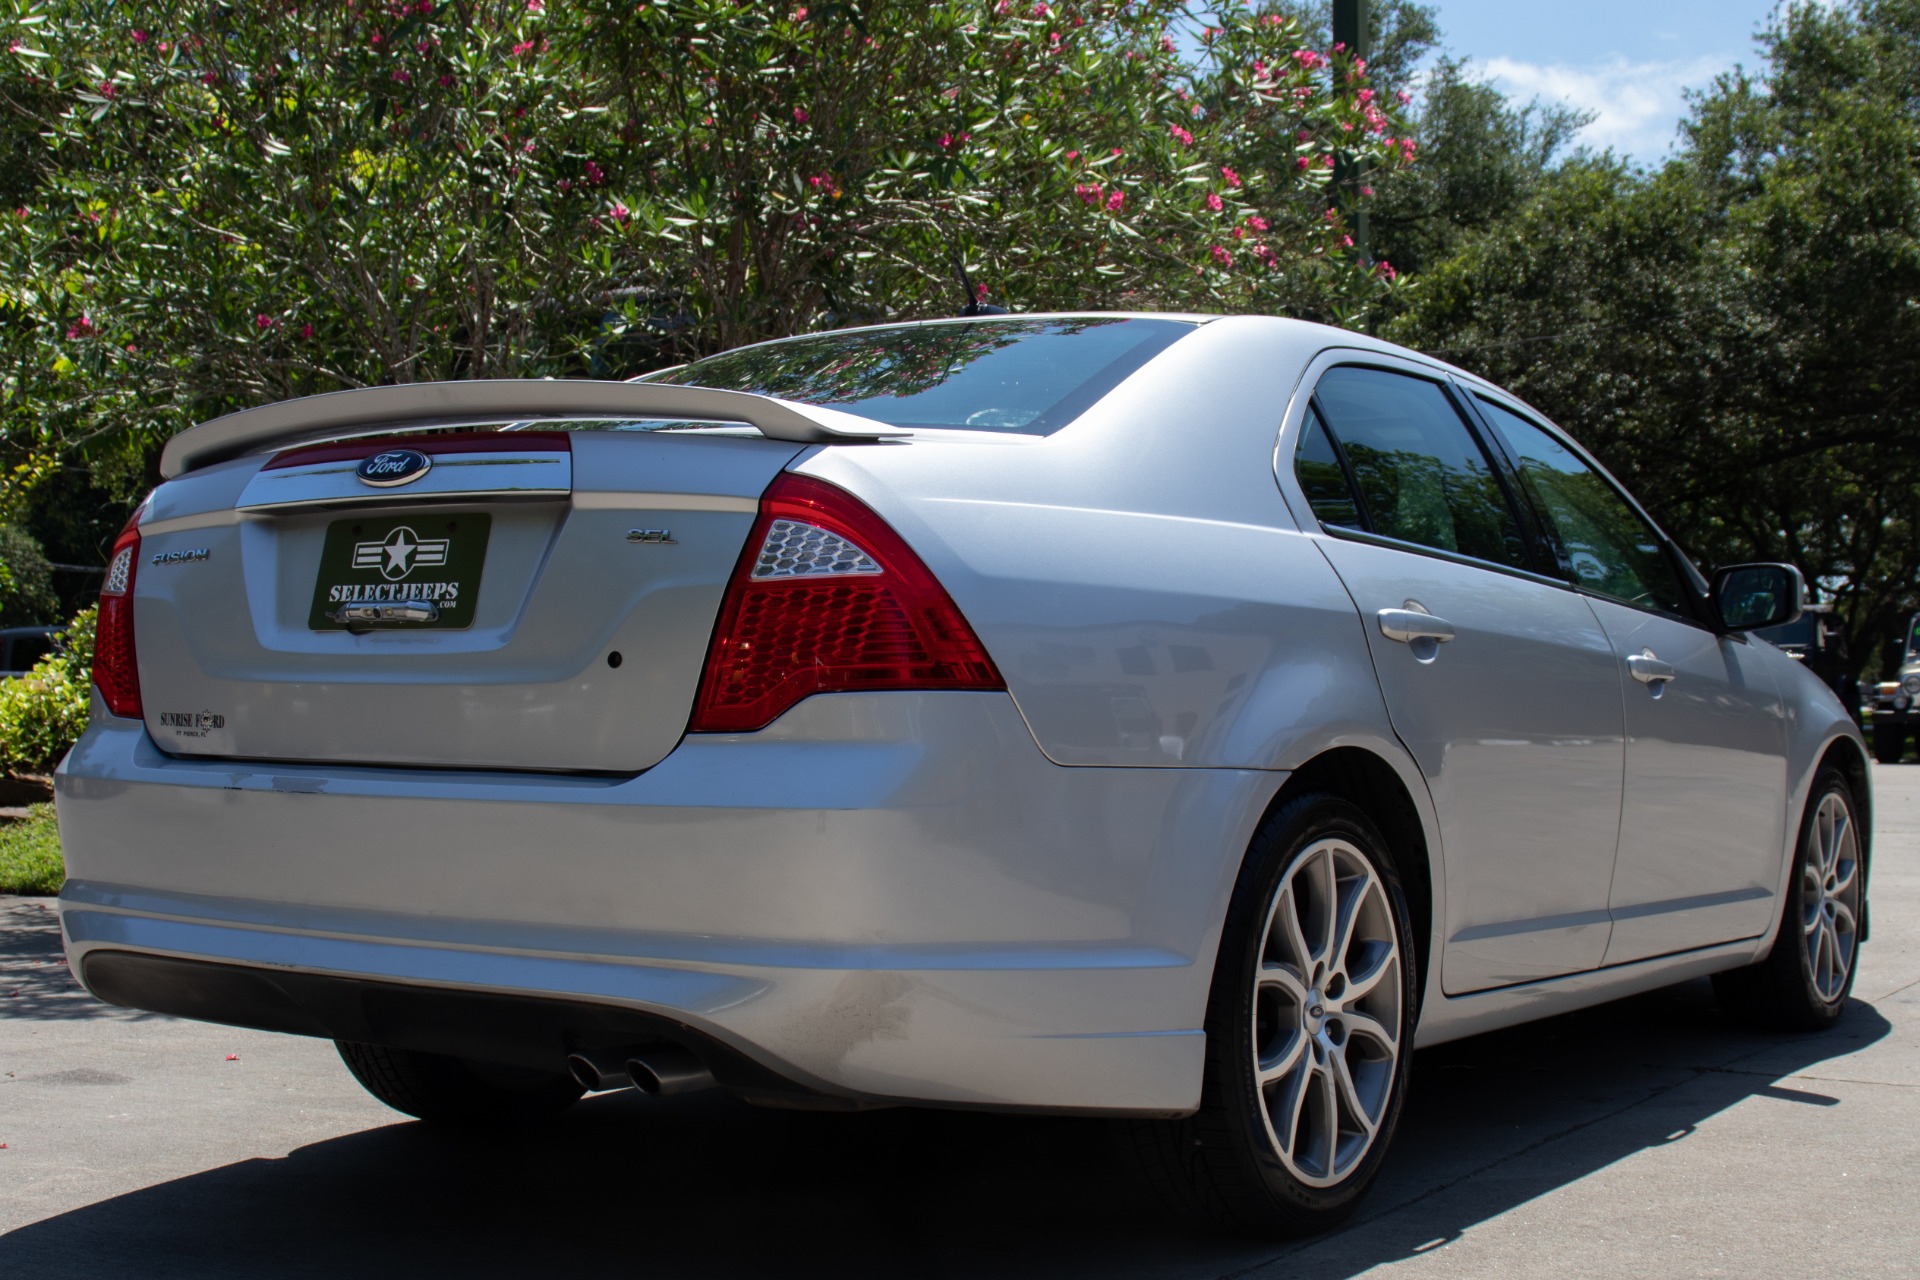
[644,317,1196,435]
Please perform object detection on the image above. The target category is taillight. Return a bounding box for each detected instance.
[689,474,1003,733]
[94,512,143,719]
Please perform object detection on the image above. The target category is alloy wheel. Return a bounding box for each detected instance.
[1802,790,1861,1004]
[1251,837,1404,1188]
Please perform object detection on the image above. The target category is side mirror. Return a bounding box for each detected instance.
[1711,563,1805,633]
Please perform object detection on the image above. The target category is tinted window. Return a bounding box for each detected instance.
[1312,368,1527,569]
[1294,405,1363,529]
[1475,397,1688,615]
[648,317,1195,436]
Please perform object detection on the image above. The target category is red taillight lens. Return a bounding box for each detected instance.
[689,474,1003,733]
[94,515,143,719]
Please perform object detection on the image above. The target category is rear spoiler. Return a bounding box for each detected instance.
[159,380,905,479]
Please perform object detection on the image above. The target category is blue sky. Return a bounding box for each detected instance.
[1426,1,1790,163]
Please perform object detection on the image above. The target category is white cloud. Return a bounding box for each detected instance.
[1479,53,1738,164]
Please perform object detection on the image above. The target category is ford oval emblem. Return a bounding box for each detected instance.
[356,448,433,488]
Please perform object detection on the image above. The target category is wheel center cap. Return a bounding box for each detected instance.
[1304,993,1328,1034]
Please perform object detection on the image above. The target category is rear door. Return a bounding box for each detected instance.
[134,426,802,773]
[1291,358,1627,995]
[1470,396,1788,963]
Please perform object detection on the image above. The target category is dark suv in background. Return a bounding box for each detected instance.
[1864,611,1920,763]
[1755,604,1858,720]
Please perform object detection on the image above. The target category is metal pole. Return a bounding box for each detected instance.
[1332,0,1371,265]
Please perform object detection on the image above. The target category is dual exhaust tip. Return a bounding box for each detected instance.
[566,1045,715,1098]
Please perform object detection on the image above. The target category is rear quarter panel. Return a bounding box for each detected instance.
[797,316,1393,776]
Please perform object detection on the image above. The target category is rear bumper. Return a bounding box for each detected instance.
[55,692,1279,1114]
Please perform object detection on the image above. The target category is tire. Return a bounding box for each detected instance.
[336,1041,584,1125]
[1712,766,1865,1031]
[1128,792,1418,1235]
[1872,723,1905,764]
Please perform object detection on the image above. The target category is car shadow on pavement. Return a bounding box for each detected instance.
[0,969,1892,1280]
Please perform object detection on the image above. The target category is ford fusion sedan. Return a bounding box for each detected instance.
[54,315,1871,1234]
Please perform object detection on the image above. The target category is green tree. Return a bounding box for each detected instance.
[0,0,1411,515]
[1395,0,1920,678]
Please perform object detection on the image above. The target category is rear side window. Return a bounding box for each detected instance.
[1474,396,1689,616]
[1294,406,1364,529]
[1307,367,1528,570]
[648,317,1195,436]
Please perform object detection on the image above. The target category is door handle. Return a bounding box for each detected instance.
[1377,608,1457,644]
[1628,650,1677,685]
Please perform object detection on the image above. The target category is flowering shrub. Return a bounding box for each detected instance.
[0,606,92,775]
[0,0,1410,494]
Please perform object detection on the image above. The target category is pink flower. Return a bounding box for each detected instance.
[557,178,572,191]
[996,0,1013,14]
[1210,244,1232,266]
[1110,146,1121,156]
[610,202,630,222]
[1032,1,1048,13]
[130,29,147,43]
[300,323,313,339]
[391,68,411,82]
[1376,260,1397,280]
[1160,34,1175,54]
[66,315,94,340]
[793,107,809,124]
[1296,156,1310,170]
[1205,192,1223,213]
[255,314,276,329]
[1341,235,1354,247]
[511,39,536,56]
[97,80,116,98]
[791,6,808,19]
[1065,149,1079,160]
[1246,215,1269,231]
[1220,166,1240,187]
[1251,243,1273,263]
[976,282,989,300]
[1075,182,1103,206]
[1106,189,1125,211]
[1360,186,1375,197]
[1358,89,1374,104]
[584,160,606,185]
[1168,124,1193,147]
[527,0,544,8]
[1401,138,1417,161]
[1292,49,1324,71]
[439,74,454,87]
[1397,89,1413,105]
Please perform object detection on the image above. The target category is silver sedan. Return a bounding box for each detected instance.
[54,314,1872,1234]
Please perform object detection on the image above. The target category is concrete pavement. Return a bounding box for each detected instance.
[2,764,1915,1278]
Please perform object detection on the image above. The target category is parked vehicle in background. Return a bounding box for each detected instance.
[52,315,1874,1236]
[1865,611,1920,763]
[1754,604,1858,720]
[0,625,62,677]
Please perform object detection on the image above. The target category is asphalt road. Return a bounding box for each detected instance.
[2,765,1916,1279]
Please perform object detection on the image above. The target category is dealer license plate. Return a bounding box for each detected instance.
[308,513,492,631]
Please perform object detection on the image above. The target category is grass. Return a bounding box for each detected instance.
[0,803,63,895]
